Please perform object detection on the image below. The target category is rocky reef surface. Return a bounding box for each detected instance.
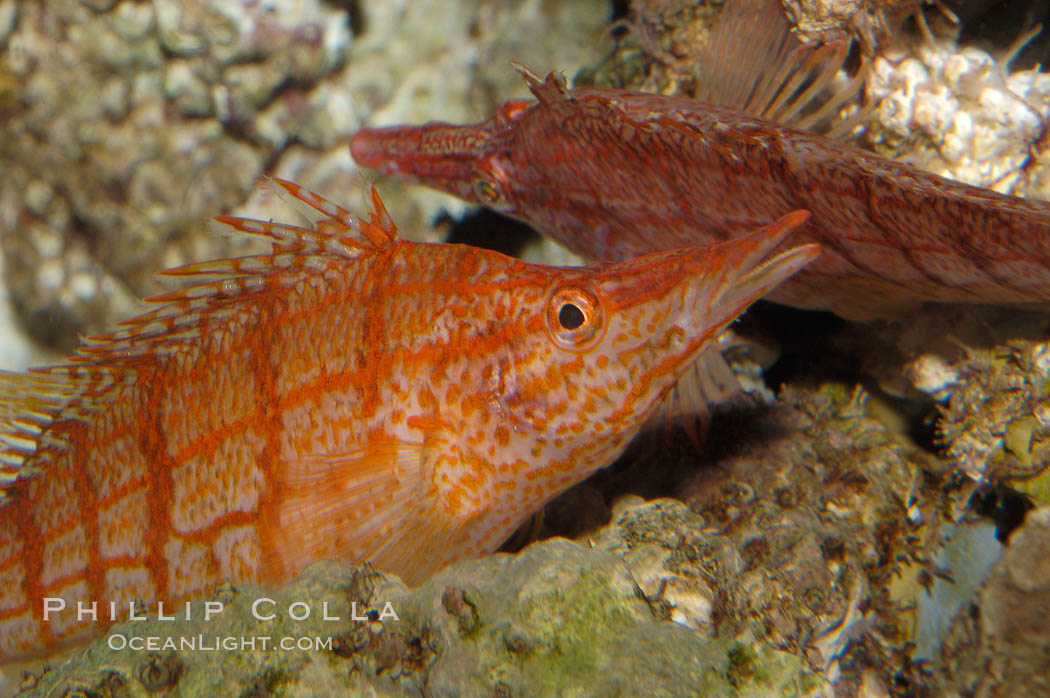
[0,0,608,355]
[21,541,819,697]
[13,379,1030,696]
[932,505,1050,696]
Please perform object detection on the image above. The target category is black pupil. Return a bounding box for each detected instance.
[558,303,585,330]
[479,180,499,202]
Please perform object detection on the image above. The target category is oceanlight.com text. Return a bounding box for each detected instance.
[107,633,334,653]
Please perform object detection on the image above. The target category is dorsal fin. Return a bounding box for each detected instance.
[66,181,397,362]
[511,62,574,111]
[0,371,77,501]
[672,0,867,138]
[0,181,398,501]
[212,179,399,256]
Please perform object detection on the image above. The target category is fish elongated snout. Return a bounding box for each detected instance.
[351,127,407,174]
[693,211,820,335]
[351,123,489,186]
[662,211,819,354]
[626,210,816,325]
[595,210,818,377]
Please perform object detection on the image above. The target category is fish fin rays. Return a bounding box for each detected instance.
[510,61,547,92]
[691,0,868,137]
[647,349,741,445]
[511,62,577,116]
[212,179,398,259]
[270,437,455,586]
[61,182,397,366]
[0,370,79,501]
[0,182,399,500]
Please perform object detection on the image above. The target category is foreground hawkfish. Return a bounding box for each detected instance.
[0,180,817,661]
[349,4,1050,321]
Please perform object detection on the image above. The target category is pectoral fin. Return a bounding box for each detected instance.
[270,438,454,585]
[647,347,742,445]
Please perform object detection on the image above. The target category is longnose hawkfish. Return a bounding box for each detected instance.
[349,5,1050,323]
[0,180,817,662]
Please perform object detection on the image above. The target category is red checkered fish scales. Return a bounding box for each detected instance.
[351,67,1050,321]
[0,181,817,662]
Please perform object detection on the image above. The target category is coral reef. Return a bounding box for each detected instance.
[0,0,609,356]
[933,506,1050,696]
[20,542,819,697]
[595,383,945,694]
[781,0,921,49]
[867,39,1050,200]
[1,0,351,352]
[5,1,1050,696]
[932,339,1050,500]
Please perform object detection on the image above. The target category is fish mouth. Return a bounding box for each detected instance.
[350,123,489,200]
[708,212,819,329]
[350,126,421,175]
[675,210,819,360]
[593,210,817,388]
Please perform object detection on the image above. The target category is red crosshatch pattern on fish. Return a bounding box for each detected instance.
[350,0,1050,323]
[0,180,817,662]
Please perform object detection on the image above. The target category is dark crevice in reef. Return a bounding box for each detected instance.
[442,207,541,258]
[949,0,1050,71]
[745,301,853,390]
[325,0,367,38]
[971,483,1036,542]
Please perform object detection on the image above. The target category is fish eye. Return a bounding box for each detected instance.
[546,286,604,351]
[472,161,516,212]
[558,302,585,330]
[473,176,505,206]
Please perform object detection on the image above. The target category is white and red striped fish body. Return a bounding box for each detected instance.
[0,181,817,662]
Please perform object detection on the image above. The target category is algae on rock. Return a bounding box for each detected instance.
[22,540,820,697]
[933,506,1050,696]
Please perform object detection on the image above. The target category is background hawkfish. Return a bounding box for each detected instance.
[348,0,1050,323]
[0,180,816,662]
